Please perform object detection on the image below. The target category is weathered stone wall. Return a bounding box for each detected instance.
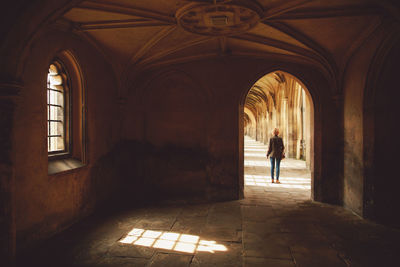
[13,29,119,250]
[5,41,345,255]
[342,24,398,218]
[366,36,400,226]
[0,83,20,264]
[122,57,341,204]
[0,0,399,263]
[342,34,376,216]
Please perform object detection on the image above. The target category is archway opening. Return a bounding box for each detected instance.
[241,71,314,200]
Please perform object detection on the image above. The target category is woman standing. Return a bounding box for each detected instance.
[266,128,285,183]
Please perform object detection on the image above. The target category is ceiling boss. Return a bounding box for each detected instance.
[176,0,263,36]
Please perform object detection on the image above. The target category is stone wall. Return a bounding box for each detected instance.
[244,72,311,164]
[0,83,20,264]
[122,57,341,204]
[342,32,376,216]
[12,29,119,250]
[4,37,345,255]
[364,34,400,227]
[1,0,399,263]
[342,23,400,220]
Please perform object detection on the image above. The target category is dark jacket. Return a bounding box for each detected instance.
[267,135,285,159]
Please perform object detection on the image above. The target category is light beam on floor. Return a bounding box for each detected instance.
[119,228,228,254]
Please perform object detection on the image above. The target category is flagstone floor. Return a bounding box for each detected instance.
[17,136,400,266]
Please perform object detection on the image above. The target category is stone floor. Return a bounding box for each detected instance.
[18,137,400,266]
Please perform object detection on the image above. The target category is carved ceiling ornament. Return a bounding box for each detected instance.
[176,0,263,36]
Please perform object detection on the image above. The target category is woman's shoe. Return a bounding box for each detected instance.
[276,180,281,184]
[271,180,275,183]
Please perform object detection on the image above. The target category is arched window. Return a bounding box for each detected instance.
[47,51,86,174]
[47,61,69,154]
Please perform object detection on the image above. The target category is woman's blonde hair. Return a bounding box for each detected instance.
[272,128,279,135]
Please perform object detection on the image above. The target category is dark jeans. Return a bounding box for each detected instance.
[270,157,281,180]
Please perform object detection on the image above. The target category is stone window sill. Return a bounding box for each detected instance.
[48,158,86,175]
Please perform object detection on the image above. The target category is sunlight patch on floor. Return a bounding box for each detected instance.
[119,228,228,254]
[244,136,311,191]
[244,160,269,167]
[245,175,311,189]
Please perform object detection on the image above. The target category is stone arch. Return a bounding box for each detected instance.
[244,107,257,138]
[238,68,318,200]
[1,1,84,81]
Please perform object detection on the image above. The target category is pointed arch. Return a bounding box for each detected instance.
[239,69,315,200]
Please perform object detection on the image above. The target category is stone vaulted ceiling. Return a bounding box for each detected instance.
[57,0,392,81]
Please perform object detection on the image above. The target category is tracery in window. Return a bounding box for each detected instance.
[47,62,68,153]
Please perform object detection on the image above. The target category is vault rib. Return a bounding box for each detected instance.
[74,29,122,81]
[231,33,322,64]
[261,0,314,21]
[79,0,176,24]
[77,18,171,30]
[266,5,383,21]
[138,53,219,71]
[136,37,214,67]
[263,21,338,80]
[129,25,177,67]
[139,51,329,77]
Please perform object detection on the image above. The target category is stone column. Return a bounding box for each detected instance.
[262,111,267,144]
[305,93,312,168]
[292,85,301,159]
[299,88,305,160]
[0,81,20,265]
[271,110,276,139]
[282,97,289,156]
[288,100,296,158]
[256,110,260,141]
[332,93,344,203]
[295,87,302,159]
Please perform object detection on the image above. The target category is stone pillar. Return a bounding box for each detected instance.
[295,87,302,159]
[256,110,260,141]
[262,112,267,144]
[0,82,20,265]
[288,100,296,158]
[299,88,305,160]
[282,97,289,155]
[305,93,312,169]
[271,110,276,138]
[332,93,344,203]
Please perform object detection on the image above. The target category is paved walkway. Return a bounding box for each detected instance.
[18,137,400,266]
[244,136,311,198]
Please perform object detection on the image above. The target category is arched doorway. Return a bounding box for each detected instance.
[239,71,314,199]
